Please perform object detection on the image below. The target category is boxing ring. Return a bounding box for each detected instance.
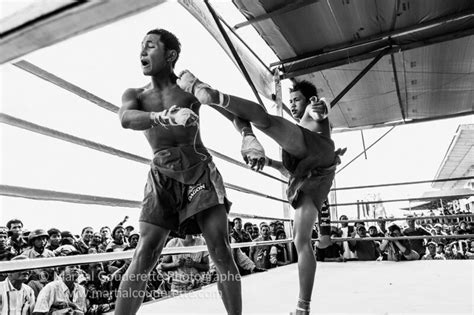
[134,261,473,315]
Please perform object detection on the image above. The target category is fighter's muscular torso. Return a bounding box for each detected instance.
[134,84,204,153]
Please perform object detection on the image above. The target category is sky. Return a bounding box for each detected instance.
[0,1,472,234]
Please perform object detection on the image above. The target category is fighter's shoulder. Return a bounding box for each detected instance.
[175,88,200,107]
[122,84,149,99]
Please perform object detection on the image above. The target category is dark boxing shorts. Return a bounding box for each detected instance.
[140,146,231,235]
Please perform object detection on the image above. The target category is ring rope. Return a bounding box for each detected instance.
[11,60,286,184]
[331,214,474,224]
[0,184,288,207]
[331,176,474,191]
[0,239,292,272]
[1,234,472,273]
[331,193,474,207]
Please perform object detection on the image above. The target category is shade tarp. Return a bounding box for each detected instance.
[230,0,474,131]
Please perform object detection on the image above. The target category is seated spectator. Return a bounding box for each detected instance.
[270,229,290,267]
[33,265,87,314]
[403,216,431,259]
[46,228,62,252]
[227,221,265,276]
[159,234,209,293]
[75,227,94,255]
[249,224,272,269]
[0,256,36,313]
[106,226,128,252]
[336,215,357,260]
[368,225,379,238]
[349,226,380,261]
[88,233,106,254]
[379,224,419,261]
[85,262,115,314]
[0,226,15,262]
[54,244,79,257]
[230,218,252,257]
[6,219,27,255]
[422,242,446,260]
[457,221,469,235]
[316,228,343,262]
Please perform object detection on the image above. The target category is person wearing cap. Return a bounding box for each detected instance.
[124,225,134,242]
[6,219,27,256]
[403,216,431,259]
[21,229,55,259]
[422,242,445,260]
[0,255,36,314]
[0,226,16,263]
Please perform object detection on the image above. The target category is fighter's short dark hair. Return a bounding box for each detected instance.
[290,80,318,100]
[146,28,181,68]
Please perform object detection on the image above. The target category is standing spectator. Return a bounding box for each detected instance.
[33,265,87,314]
[349,226,379,261]
[251,226,260,240]
[316,228,343,262]
[99,226,112,248]
[106,226,127,252]
[6,219,27,256]
[21,229,55,259]
[46,228,62,252]
[124,225,135,242]
[337,215,357,260]
[379,224,419,261]
[403,217,431,259]
[75,227,94,255]
[0,226,15,262]
[88,233,106,254]
[422,242,446,260]
[230,218,252,256]
[437,243,446,258]
[456,221,469,235]
[243,222,253,238]
[0,256,36,313]
[270,230,290,267]
[249,224,272,269]
[124,232,140,251]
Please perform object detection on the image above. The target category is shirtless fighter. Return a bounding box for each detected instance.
[114,29,265,315]
[178,71,344,315]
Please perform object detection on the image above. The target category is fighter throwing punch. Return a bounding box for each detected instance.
[114,29,265,315]
[178,70,345,315]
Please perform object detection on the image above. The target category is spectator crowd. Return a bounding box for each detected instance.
[0,213,472,314]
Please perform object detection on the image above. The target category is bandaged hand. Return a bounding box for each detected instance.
[308,96,329,121]
[241,131,265,171]
[151,105,198,128]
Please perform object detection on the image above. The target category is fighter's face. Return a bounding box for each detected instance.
[289,90,308,119]
[140,34,168,76]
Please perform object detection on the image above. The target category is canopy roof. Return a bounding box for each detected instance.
[228,0,474,131]
[1,0,473,132]
[432,124,474,190]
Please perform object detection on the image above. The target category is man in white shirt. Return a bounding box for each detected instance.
[0,255,36,315]
[33,265,86,315]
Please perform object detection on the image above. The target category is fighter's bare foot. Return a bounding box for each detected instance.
[177,70,222,105]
